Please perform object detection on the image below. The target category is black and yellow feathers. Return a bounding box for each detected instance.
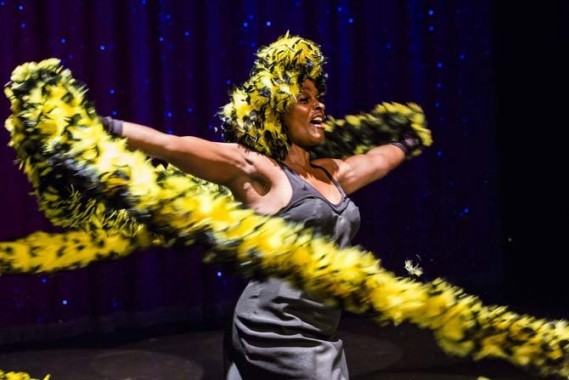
[1,59,567,379]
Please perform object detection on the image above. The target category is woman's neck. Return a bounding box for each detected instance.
[283,144,312,169]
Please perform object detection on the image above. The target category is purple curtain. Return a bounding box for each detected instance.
[0,0,501,344]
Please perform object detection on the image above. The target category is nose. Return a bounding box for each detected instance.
[314,100,325,112]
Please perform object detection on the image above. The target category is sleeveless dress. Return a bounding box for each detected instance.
[226,163,361,380]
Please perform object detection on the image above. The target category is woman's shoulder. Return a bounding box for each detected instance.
[311,157,344,179]
[228,143,286,185]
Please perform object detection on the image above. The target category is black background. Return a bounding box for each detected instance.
[496,1,569,316]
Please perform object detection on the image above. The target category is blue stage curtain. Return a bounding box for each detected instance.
[0,0,500,344]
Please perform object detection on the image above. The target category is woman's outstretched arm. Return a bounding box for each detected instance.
[105,119,256,187]
[315,144,406,195]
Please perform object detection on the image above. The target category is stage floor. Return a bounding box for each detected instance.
[0,314,544,379]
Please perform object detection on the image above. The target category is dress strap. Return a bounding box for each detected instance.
[309,163,346,197]
[278,162,348,211]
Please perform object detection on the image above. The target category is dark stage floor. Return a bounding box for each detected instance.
[0,314,547,380]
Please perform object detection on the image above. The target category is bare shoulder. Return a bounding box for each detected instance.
[311,157,345,179]
[231,143,279,175]
[214,142,278,178]
[227,145,291,215]
[311,156,365,194]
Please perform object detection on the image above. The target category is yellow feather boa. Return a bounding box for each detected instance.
[1,59,568,379]
[0,370,49,380]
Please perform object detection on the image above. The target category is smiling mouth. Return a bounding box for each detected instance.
[310,116,325,129]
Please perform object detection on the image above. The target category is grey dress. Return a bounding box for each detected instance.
[226,162,361,380]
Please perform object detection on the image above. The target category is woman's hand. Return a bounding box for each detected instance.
[99,116,123,136]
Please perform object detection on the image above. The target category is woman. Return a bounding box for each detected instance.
[4,33,568,380]
[101,34,426,379]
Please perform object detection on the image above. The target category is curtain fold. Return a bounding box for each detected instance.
[0,0,499,345]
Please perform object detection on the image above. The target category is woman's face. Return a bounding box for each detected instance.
[283,79,326,148]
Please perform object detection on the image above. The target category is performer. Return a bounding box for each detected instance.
[99,33,428,379]
[4,35,568,380]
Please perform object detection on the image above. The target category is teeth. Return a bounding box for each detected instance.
[312,118,322,123]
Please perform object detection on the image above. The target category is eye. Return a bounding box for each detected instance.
[297,96,309,103]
